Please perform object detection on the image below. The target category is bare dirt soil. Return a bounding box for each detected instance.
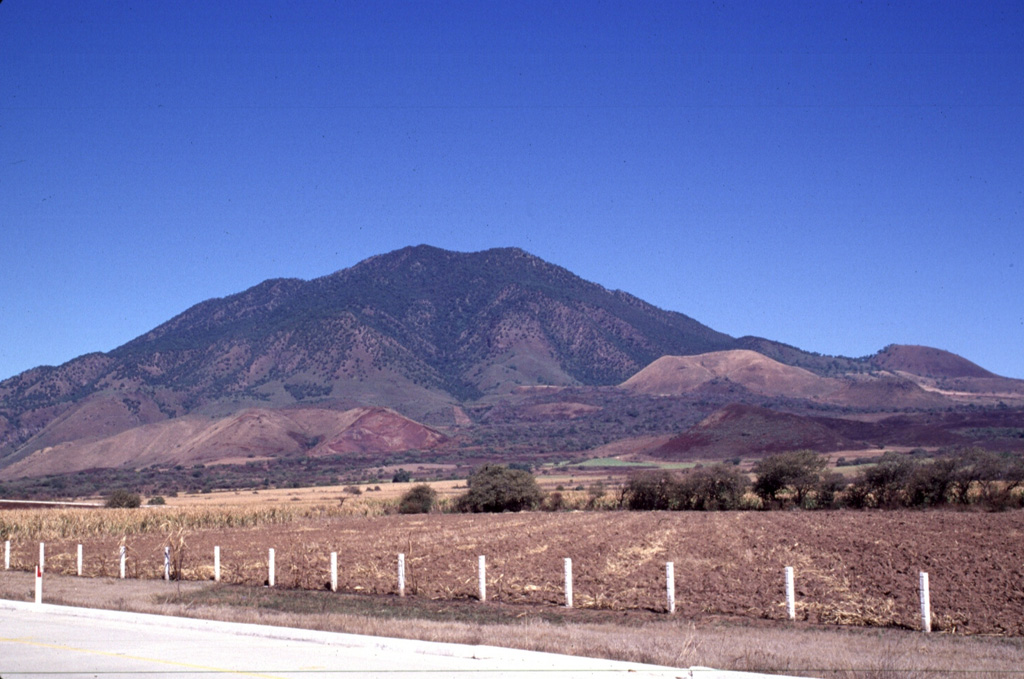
[6,510,1023,636]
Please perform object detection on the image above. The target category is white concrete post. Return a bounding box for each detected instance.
[564,557,573,608]
[119,545,126,579]
[39,542,45,574]
[77,544,83,577]
[785,566,796,620]
[214,546,221,582]
[4,540,9,569]
[666,562,676,614]
[330,552,338,592]
[164,546,170,581]
[478,555,487,602]
[920,572,932,633]
[35,564,42,605]
[268,548,275,587]
[398,553,406,597]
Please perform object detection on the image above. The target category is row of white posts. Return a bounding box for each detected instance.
[6,540,934,631]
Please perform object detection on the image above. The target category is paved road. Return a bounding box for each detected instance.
[0,600,797,678]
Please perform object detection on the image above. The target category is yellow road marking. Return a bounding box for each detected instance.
[0,635,291,678]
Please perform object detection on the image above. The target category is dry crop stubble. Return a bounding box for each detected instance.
[3,507,1024,635]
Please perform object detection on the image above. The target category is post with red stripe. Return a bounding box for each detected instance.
[35,564,42,605]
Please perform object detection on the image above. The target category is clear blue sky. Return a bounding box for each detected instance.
[2,1,1022,380]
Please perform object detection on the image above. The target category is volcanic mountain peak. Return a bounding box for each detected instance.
[621,349,828,398]
[869,344,998,379]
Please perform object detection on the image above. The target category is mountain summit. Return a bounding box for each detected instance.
[0,246,734,462]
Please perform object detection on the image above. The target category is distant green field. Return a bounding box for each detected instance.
[575,457,653,468]
[570,457,698,470]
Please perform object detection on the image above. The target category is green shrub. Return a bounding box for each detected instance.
[398,484,437,514]
[457,464,543,512]
[752,450,827,507]
[147,496,166,506]
[105,489,142,508]
[624,470,679,510]
[675,464,749,510]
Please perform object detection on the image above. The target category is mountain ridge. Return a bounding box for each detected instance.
[2,245,1019,483]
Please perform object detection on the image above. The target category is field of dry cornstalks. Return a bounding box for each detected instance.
[2,503,1022,636]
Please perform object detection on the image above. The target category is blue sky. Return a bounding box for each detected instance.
[2,1,1022,380]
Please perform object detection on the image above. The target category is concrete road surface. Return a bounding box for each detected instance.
[0,599,804,678]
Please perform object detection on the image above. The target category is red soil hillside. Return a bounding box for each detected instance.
[314,407,447,455]
[648,403,865,461]
[0,406,445,480]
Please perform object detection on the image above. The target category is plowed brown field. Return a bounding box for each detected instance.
[8,510,1023,636]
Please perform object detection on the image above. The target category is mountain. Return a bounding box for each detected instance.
[0,406,445,480]
[621,349,951,409]
[0,246,736,468]
[622,350,835,399]
[2,245,1020,485]
[869,345,996,379]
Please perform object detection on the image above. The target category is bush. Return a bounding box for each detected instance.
[675,464,749,510]
[752,450,827,507]
[624,470,679,510]
[105,489,142,508]
[457,464,543,512]
[398,484,437,514]
[851,452,915,508]
[147,496,166,506]
[626,466,748,511]
[392,469,412,483]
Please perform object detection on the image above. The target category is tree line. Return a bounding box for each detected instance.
[396,448,1024,515]
[623,448,1024,512]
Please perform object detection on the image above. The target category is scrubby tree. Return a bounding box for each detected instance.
[906,458,959,507]
[624,470,679,510]
[963,448,1024,510]
[675,465,749,510]
[105,489,142,508]
[457,464,543,512]
[752,450,827,507]
[852,452,915,508]
[398,484,437,514]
